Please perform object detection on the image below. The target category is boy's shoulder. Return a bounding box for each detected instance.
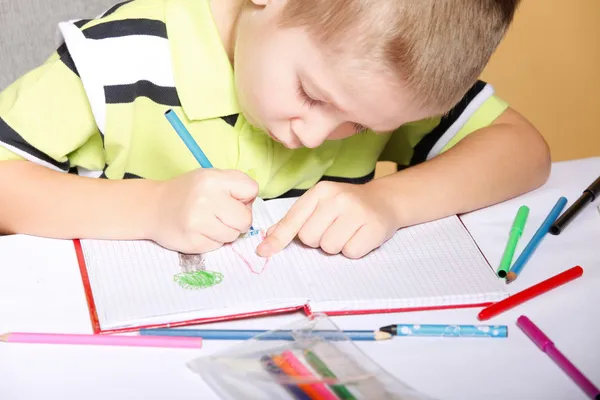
[66,0,218,55]
[53,0,238,128]
[76,0,169,31]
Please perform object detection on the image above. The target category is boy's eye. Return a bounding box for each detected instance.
[297,81,322,109]
[296,79,367,134]
[351,122,367,134]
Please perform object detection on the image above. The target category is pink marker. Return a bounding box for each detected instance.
[517,316,599,399]
[1,332,202,349]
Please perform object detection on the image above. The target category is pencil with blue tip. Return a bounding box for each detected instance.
[164,108,253,230]
[164,109,213,168]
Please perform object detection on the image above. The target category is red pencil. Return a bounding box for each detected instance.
[478,266,583,321]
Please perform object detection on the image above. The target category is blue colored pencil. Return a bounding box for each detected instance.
[164,109,213,168]
[139,328,391,341]
[380,324,508,338]
[506,196,568,283]
[164,109,254,230]
[260,355,312,400]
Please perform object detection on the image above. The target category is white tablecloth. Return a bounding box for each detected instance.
[1,157,599,400]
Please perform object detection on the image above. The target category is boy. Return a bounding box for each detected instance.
[0,0,550,259]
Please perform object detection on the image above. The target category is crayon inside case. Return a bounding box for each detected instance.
[186,314,435,400]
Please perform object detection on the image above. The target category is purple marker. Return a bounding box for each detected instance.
[517,316,599,399]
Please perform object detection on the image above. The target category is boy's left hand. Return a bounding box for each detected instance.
[256,181,400,259]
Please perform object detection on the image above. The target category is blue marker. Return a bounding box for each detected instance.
[164,109,213,168]
[165,108,254,230]
[506,196,568,283]
[380,324,508,338]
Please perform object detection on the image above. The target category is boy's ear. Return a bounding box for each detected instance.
[249,0,270,5]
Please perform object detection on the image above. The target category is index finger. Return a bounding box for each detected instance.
[256,193,319,257]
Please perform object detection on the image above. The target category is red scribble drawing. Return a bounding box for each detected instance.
[230,229,271,275]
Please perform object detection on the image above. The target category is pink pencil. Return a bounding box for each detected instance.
[0,332,202,349]
[281,350,339,400]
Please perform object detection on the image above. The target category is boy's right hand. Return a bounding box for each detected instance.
[149,169,258,254]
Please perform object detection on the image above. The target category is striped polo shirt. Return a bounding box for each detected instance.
[0,0,509,199]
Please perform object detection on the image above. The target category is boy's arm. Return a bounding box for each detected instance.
[257,105,550,259]
[0,46,258,252]
[0,160,160,239]
[371,106,551,227]
[0,46,160,239]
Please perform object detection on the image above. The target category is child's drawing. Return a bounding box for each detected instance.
[231,228,271,274]
[173,253,224,289]
[178,253,206,272]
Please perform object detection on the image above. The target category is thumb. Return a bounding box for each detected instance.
[225,171,259,202]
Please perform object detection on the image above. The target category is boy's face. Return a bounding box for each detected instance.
[233,0,423,149]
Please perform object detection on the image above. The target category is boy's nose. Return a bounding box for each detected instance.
[291,116,338,149]
[297,130,327,148]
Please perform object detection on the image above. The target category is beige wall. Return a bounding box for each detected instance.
[481,0,600,162]
[376,0,599,178]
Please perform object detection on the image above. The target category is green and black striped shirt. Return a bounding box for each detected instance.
[0,0,509,199]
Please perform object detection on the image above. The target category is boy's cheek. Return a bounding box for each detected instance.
[326,124,357,140]
[235,81,265,125]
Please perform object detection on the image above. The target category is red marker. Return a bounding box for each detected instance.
[478,266,583,321]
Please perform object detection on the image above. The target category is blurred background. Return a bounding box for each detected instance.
[381,0,600,175]
[481,0,599,163]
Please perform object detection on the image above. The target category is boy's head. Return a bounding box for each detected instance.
[232,0,520,149]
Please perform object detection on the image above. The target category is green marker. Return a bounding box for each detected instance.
[497,205,530,278]
[303,350,357,400]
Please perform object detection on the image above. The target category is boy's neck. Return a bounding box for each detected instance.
[210,0,246,65]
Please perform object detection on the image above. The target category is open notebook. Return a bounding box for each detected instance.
[73,197,508,334]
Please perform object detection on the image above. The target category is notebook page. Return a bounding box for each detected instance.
[80,198,309,331]
[262,198,508,311]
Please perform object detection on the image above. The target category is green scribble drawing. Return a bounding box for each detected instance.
[174,252,224,289]
[174,270,224,289]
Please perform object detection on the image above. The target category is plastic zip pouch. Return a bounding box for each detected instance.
[187,314,435,400]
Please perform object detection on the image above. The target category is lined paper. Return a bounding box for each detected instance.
[80,197,507,331]
[80,198,308,330]
[263,198,508,312]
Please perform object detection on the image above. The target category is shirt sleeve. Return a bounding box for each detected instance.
[379,80,509,167]
[0,42,103,172]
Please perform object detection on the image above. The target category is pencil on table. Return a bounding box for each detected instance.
[0,332,202,349]
[139,328,392,341]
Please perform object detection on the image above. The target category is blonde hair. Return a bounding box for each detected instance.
[279,0,521,115]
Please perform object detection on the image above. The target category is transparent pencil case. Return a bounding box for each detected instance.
[186,314,435,400]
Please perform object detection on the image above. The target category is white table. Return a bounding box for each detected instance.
[1,157,599,400]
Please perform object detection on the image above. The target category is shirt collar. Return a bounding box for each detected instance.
[165,0,240,121]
